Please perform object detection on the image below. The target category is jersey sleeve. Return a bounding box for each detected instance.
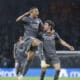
[22,16,31,23]
[55,32,61,41]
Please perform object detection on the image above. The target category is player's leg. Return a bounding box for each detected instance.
[32,38,45,60]
[31,38,47,68]
[21,50,35,76]
[15,61,20,76]
[40,57,51,80]
[52,63,61,80]
[40,66,47,80]
[16,61,24,80]
[50,55,61,80]
[14,60,23,80]
[27,50,35,60]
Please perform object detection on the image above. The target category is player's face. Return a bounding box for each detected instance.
[32,8,39,16]
[43,23,50,31]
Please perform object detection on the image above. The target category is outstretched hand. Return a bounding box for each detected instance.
[69,46,75,51]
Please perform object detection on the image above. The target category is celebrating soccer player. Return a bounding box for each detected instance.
[39,20,75,80]
[16,7,48,80]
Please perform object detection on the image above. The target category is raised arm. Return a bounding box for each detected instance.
[16,11,30,23]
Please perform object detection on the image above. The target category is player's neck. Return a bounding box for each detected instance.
[47,29,51,33]
[47,29,55,35]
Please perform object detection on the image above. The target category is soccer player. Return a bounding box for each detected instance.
[39,20,75,80]
[16,7,48,79]
[13,36,35,80]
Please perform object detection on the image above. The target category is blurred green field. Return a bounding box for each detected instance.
[0,77,79,80]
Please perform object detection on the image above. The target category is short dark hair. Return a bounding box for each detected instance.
[45,20,55,29]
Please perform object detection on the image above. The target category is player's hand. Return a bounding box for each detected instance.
[41,60,50,68]
[69,46,75,51]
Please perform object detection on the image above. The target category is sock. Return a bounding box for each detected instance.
[40,71,46,80]
[54,70,60,80]
[38,42,45,60]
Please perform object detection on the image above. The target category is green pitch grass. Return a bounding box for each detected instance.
[0,77,80,80]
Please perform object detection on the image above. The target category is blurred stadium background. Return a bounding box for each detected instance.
[0,0,80,79]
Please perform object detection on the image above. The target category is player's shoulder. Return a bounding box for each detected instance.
[52,31,59,37]
[51,30,57,35]
[51,29,55,33]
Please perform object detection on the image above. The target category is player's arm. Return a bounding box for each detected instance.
[59,39,75,51]
[16,11,30,23]
[55,32,75,51]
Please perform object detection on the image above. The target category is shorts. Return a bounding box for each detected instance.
[45,54,60,65]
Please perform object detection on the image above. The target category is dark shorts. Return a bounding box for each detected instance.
[45,54,60,65]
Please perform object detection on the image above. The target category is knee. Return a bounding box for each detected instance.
[53,63,61,71]
[55,66,61,71]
